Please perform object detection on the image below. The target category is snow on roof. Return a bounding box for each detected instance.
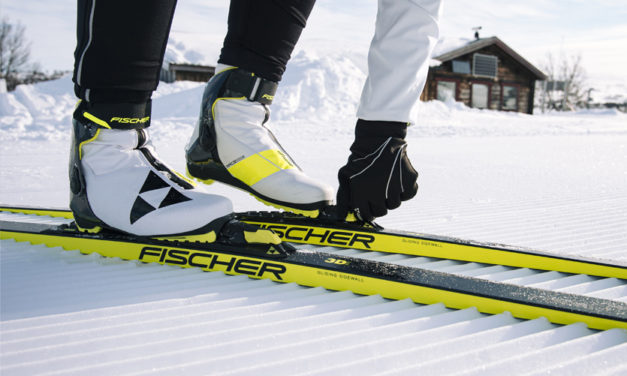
[432,36,547,80]
[163,39,209,68]
[432,37,474,58]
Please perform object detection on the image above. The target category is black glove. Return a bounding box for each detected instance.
[337,119,418,222]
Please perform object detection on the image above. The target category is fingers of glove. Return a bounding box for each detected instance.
[350,192,374,222]
[401,181,419,201]
[400,153,419,201]
[337,188,350,220]
[336,164,354,218]
[336,180,350,208]
[385,151,405,207]
[354,205,373,222]
[386,193,402,210]
[369,201,388,219]
[400,151,418,181]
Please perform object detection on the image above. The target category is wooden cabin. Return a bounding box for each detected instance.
[160,63,215,83]
[422,37,547,114]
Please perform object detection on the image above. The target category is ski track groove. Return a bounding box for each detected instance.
[2,208,626,375]
[382,193,627,261]
[293,317,556,376]
[520,343,627,376]
[1,295,419,364]
[451,329,627,376]
[373,323,600,376]
[401,192,627,221]
[3,301,451,374]
[48,309,496,376]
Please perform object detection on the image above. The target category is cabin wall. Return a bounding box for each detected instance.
[424,44,538,114]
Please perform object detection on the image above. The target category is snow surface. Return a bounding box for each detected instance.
[2,225,626,376]
[1,54,627,374]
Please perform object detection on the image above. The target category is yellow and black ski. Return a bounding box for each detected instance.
[1,217,626,331]
[2,205,625,279]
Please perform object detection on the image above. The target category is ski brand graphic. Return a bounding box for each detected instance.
[1,206,626,280]
[1,215,627,331]
[139,246,287,280]
[130,171,191,224]
[258,224,375,248]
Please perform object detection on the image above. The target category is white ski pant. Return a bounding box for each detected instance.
[357,0,443,124]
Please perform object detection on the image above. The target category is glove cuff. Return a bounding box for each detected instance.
[355,119,408,139]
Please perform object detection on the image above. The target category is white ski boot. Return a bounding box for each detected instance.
[186,66,334,218]
[69,100,238,238]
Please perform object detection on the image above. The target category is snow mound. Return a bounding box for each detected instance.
[0,79,27,116]
[273,51,365,123]
[163,38,208,66]
[0,75,75,141]
[1,51,625,144]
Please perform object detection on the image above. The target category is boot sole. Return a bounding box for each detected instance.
[186,161,331,218]
[72,208,232,242]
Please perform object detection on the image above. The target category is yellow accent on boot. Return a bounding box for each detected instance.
[83,111,112,129]
[216,66,238,75]
[78,128,102,160]
[227,149,295,186]
[244,229,282,245]
[153,231,217,243]
[174,170,197,187]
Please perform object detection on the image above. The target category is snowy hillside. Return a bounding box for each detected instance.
[2,48,626,143]
[1,53,627,375]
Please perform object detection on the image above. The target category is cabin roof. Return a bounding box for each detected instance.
[433,36,547,80]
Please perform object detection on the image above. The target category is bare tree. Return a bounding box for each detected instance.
[0,18,32,91]
[538,52,588,112]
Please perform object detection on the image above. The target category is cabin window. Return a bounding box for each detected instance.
[437,81,457,101]
[472,83,489,109]
[452,60,471,74]
[473,53,498,78]
[502,85,518,111]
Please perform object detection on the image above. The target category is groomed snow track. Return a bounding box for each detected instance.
[1,212,626,375]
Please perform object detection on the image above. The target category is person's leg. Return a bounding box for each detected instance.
[69,0,235,236]
[218,0,315,82]
[357,0,443,123]
[73,0,177,103]
[337,0,443,221]
[186,0,334,218]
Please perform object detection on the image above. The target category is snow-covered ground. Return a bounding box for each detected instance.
[1,59,627,374]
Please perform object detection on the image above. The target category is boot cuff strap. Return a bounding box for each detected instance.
[223,69,278,105]
[74,100,152,129]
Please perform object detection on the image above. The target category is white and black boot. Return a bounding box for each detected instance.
[185,66,334,218]
[69,100,272,242]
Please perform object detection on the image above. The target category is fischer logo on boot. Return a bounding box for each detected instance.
[130,171,191,224]
[110,117,150,125]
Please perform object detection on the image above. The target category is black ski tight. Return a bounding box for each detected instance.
[73,0,316,104]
